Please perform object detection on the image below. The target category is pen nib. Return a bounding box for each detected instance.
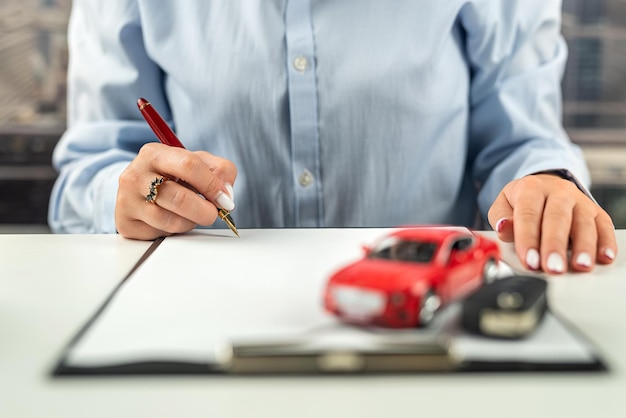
[218,209,240,237]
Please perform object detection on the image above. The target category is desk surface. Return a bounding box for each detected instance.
[1,231,625,418]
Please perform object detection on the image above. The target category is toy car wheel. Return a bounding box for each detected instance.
[418,290,441,327]
[482,258,498,284]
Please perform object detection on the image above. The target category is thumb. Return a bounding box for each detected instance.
[488,193,515,243]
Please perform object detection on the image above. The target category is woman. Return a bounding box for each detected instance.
[49,0,616,273]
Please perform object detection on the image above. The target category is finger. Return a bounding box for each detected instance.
[138,176,197,233]
[195,151,238,205]
[148,177,219,227]
[508,177,546,271]
[568,203,597,272]
[595,210,617,264]
[145,200,196,234]
[196,151,238,185]
[142,144,234,210]
[119,219,175,241]
[538,189,576,274]
[116,170,202,238]
[487,193,514,243]
[117,165,169,239]
[115,188,180,241]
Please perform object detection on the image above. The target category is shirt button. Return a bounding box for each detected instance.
[299,170,314,187]
[293,56,308,72]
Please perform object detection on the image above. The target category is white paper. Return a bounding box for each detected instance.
[453,314,595,363]
[67,229,388,366]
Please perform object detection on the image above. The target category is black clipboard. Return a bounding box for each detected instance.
[51,231,607,376]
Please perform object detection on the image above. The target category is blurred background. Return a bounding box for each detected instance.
[1,0,626,233]
[1,0,68,232]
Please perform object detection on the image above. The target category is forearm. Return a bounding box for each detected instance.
[461,0,591,217]
[50,0,166,233]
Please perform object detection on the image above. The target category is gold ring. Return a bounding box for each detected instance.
[146,176,167,204]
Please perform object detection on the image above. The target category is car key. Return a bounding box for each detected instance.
[460,275,548,339]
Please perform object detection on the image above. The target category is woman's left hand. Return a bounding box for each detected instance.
[488,173,617,273]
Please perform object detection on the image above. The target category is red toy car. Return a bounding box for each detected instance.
[323,227,500,328]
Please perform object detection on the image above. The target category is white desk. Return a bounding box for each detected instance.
[1,231,625,418]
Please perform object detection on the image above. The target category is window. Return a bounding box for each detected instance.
[451,237,474,252]
[562,0,626,227]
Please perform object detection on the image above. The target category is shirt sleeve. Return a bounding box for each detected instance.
[48,0,169,233]
[459,0,592,220]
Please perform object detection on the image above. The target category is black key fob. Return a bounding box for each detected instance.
[461,275,548,339]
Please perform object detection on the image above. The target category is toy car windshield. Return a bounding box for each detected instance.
[369,237,438,263]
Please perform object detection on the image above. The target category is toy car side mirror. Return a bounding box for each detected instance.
[447,250,465,265]
[362,245,372,256]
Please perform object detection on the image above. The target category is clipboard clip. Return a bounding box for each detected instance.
[215,332,458,374]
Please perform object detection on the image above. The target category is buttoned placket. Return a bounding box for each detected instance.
[285,0,324,227]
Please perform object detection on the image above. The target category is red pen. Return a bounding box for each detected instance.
[137,97,239,237]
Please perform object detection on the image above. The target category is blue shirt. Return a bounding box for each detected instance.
[49,0,589,233]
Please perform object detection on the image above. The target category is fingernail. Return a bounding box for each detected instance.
[526,248,540,270]
[225,183,234,200]
[495,218,508,233]
[216,191,235,211]
[547,252,565,273]
[575,252,592,268]
[604,248,616,261]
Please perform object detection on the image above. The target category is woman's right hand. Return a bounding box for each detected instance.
[115,143,237,240]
